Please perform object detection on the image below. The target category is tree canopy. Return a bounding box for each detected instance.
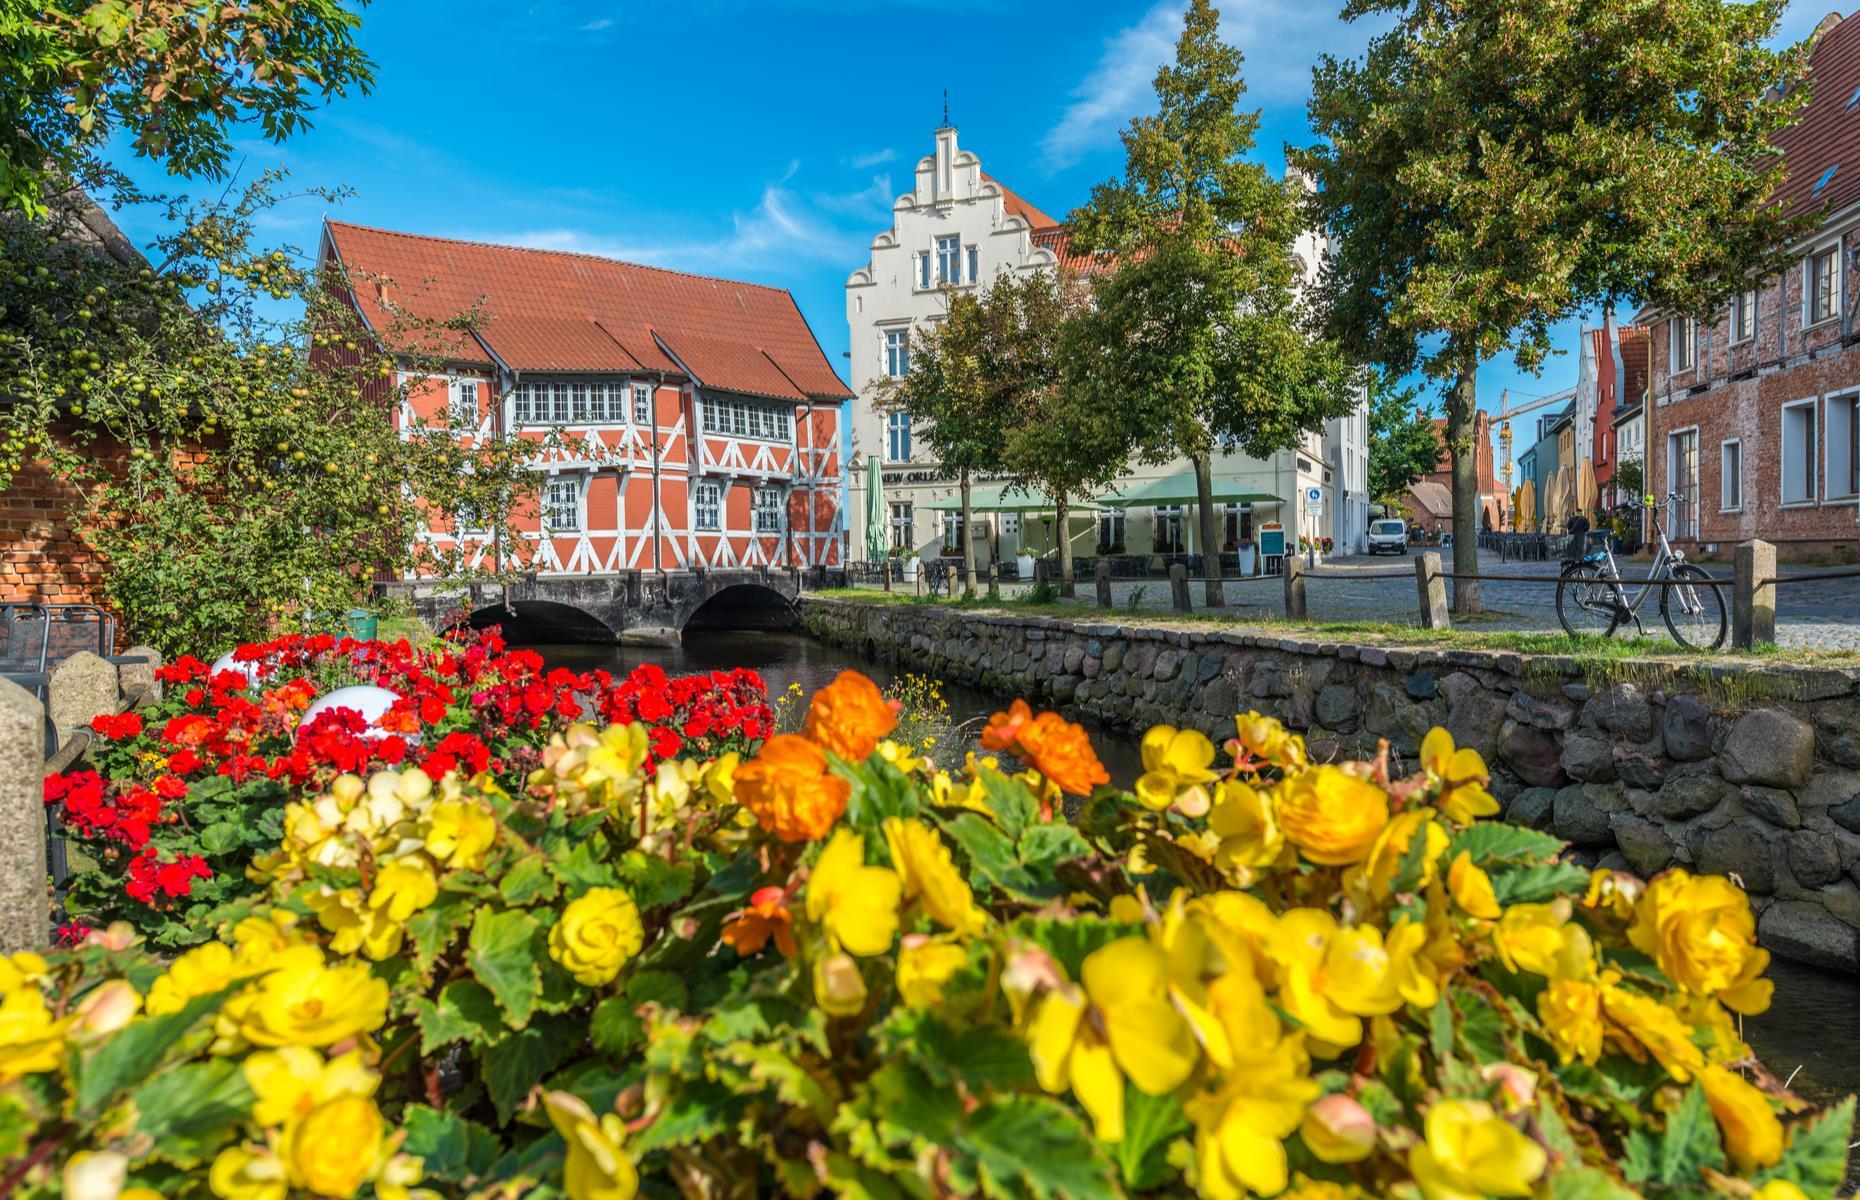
[1302,0,1812,607]
[1,0,374,215]
[1365,370,1439,507]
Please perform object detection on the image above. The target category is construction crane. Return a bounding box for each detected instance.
[1494,384,1578,492]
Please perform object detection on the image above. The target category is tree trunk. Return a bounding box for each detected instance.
[1195,452,1224,608]
[959,468,978,597]
[1446,354,1482,614]
[1057,492,1075,597]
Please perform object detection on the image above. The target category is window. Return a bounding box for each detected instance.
[552,382,573,424]
[514,382,534,425]
[1222,503,1253,546]
[1720,440,1743,512]
[1808,246,1840,326]
[543,477,580,533]
[935,235,962,284]
[1667,428,1699,539]
[1731,290,1757,344]
[942,513,965,554]
[449,379,478,426]
[570,383,592,423]
[632,383,652,424]
[754,486,782,533]
[917,252,930,289]
[1153,505,1186,554]
[1098,510,1125,552]
[1781,400,1817,504]
[1669,317,1696,374]
[886,410,912,461]
[889,501,913,550]
[694,481,722,531]
[701,398,794,441]
[885,330,910,378]
[454,501,487,536]
[1827,392,1860,500]
[966,246,979,286]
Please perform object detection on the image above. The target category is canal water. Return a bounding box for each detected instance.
[536,628,1860,1114]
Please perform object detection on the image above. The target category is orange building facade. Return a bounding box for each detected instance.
[320,223,851,576]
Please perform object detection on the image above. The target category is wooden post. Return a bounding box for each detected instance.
[1169,563,1192,612]
[987,559,999,598]
[1416,551,1450,630]
[883,559,892,593]
[1095,559,1113,608]
[0,677,48,951]
[1733,539,1776,650]
[1283,555,1306,620]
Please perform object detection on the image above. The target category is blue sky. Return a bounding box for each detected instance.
[108,0,1837,437]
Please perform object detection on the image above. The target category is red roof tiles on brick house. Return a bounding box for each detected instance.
[1770,12,1860,218]
[322,222,851,402]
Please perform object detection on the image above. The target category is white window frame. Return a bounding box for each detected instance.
[1669,316,1696,375]
[886,410,912,462]
[1666,425,1700,540]
[916,252,930,290]
[454,500,488,537]
[889,500,914,550]
[1098,509,1126,551]
[1806,243,1842,329]
[1719,439,1743,513]
[512,382,533,426]
[632,382,652,425]
[935,235,962,285]
[1825,390,1860,502]
[1730,290,1757,345]
[543,476,582,533]
[694,480,722,531]
[753,486,783,533]
[1780,397,1819,507]
[966,245,979,286]
[885,329,910,378]
[449,379,479,427]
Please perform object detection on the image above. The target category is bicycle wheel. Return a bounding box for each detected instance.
[1556,562,1622,638]
[1661,564,1727,651]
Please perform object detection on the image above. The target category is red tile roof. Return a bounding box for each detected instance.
[979,171,1059,229]
[322,222,851,402]
[1770,12,1860,217]
[1030,226,1121,277]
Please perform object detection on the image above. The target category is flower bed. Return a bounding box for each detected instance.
[44,632,771,946]
[4,670,1849,1200]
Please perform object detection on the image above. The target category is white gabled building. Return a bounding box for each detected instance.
[844,124,1369,569]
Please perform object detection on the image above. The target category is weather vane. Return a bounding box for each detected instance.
[942,90,949,126]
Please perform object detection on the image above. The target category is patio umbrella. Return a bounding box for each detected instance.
[1514,479,1537,532]
[864,456,889,561]
[1577,458,1599,517]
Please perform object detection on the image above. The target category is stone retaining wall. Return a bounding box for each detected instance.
[801,598,1860,973]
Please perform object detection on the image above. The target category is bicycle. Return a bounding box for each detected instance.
[1554,493,1727,650]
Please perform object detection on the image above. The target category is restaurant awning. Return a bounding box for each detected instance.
[921,484,1102,513]
[1097,472,1283,507]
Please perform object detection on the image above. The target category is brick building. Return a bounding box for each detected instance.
[1639,12,1860,560]
[1402,410,1505,532]
[320,223,851,575]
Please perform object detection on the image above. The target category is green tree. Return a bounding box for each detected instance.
[1302,0,1812,611]
[1366,370,1439,507]
[1068,0,1358,607]
[0,175,541,655]
[0,0,373,215]
[874,286,1012,596]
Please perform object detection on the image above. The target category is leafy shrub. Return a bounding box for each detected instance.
[45,631,770,947]
[3,674,1848,1200]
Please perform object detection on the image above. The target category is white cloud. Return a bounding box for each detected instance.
[580,17,613,30]
[1041,1,1391,170]
[847,148,895,169]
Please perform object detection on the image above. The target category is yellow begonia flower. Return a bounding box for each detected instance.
[1186,1033,1320,1199]
[69,979,141,1039]
[875,739,922,774]
[1491,899,1592,979]
[370,854,439,922]
[281,1093,384,1198]
[1419,728,1500,825]
[1206,779,1284,873]
[0,951,49,992]
[703,750,740,807]
[883,817,986,937]
[375,1154,444,1200]
[1356,808,1449,900]
[307,887,404,962]
[0,986,67,1084]
[544,1090,639,1200]
[1627,870,1772,1015]
[1701,1064,1784,1170]
[1755,1182,1812,1200]
[1029,937,1199,1142]
[209,1144,288,1200]
[1135,725,1218,811]
[549,888,645,987]
[814,952,870,1016]
[1271,909,1401,1057]
[1234,712,1307,769]
[1275,767,1389,866]
[1446,852,1502,919]
[423,797,497,871]
[227,944,389,1049]
[1408,1099,1546,1200]
[244,1046,378,1127]
[1301,1094,1377,1163]
[1600,984,1705,1081]
[896,938,970,1008]
[806,829,901,957]
[147,942,239,1016]
[64,1149,129,1200]
[1385,919,1442,1009]
[1537,976,1605,1065]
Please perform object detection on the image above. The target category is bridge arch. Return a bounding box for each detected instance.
[465,599,618,645]
[679,582,800,633]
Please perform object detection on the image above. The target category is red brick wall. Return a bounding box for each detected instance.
[1646,235,1860,560]
[0,431,116,608]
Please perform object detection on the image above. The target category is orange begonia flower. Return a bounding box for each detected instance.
[722,886,797,957]
[734,734,851,842]
[1015,711,1110,798]
[806,670,900,762]
[980,699,1033,753]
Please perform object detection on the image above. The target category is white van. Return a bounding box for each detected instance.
[1367,518,1409,555]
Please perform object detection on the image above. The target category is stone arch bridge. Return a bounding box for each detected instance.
[378,568,845,646]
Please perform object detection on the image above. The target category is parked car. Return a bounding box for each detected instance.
[1367,518,1409,555]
